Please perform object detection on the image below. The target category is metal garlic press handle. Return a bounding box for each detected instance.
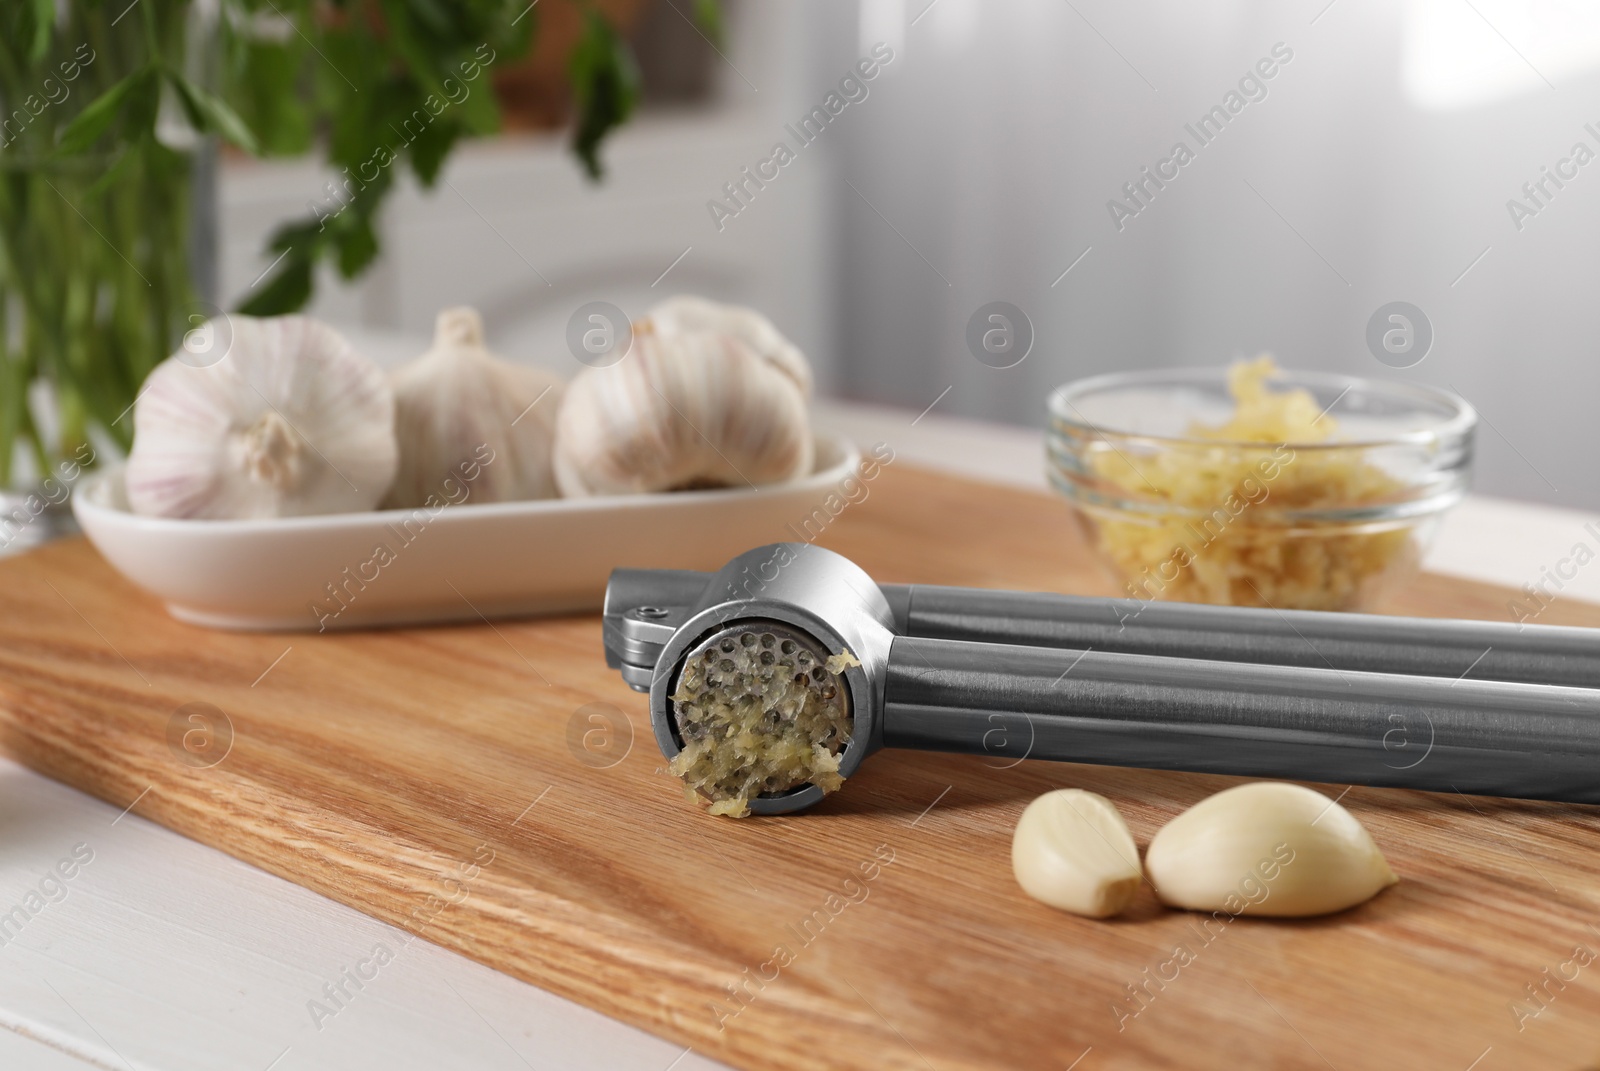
[887,585,1600,689]
[605,569,1600,689]
[884,636,1600,804]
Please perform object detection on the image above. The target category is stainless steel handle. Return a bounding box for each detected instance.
[883,635,1600,803]
[884,584,1597,688]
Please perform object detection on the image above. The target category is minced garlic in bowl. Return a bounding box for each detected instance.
[1047,359,1475,611]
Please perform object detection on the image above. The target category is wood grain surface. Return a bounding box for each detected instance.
[1,463,1598,1071]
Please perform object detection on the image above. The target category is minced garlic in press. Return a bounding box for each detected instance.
[668,628,855,818]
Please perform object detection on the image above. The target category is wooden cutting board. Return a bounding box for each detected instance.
[2,464,1598,1071]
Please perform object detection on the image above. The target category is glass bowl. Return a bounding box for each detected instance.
[1046,367,1476,611]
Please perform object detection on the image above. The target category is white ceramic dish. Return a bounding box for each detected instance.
[73,431,861,631]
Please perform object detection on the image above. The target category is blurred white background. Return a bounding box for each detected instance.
[217,0,1600,509]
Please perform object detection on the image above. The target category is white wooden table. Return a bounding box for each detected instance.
[3,402,1596,1070]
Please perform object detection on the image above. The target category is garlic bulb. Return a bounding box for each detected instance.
[383,308,564,509]
[126,316,398,519]
[554,300,813,497]
[644,295,813,396]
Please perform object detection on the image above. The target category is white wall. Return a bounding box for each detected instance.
[825,0,1600,509]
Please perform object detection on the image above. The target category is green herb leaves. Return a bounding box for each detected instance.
[55,68,158,156]
[570,9,640,180]
[167,70,260,155]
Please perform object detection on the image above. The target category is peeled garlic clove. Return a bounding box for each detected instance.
[383,307,565,509]
[126,316,398,519]
[1012,789,1143,918]
[553,323,813,497]
[1145,782,1397,918]
[643,294,812,396]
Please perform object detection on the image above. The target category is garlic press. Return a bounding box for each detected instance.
[604,543,1600,814]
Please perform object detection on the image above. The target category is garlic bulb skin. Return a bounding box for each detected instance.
[554,315,813,497]
[126,316,398,519]
[644,295,812,396]
[383,308,564,509]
